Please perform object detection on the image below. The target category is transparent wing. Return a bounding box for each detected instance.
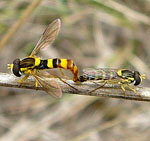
[82,68,118,73]
[82,68,119,80]
[32,73,62,98]
[30,19,61,56]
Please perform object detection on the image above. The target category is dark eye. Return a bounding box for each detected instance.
[12,59,21,77]
[134,71,141,86]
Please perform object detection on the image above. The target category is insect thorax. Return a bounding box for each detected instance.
[12,57,36,77]
[117,69,142,85]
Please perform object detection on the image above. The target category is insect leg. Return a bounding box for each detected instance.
[18,74,30,83]
[35,80,39,87]
[93,80,105,85]
[88,81,107,94]
[126,84,142,98]
[126,84,143,98]
[18,74,30,88]
[30,70,41,88]
[120,84,125,91]
[58,77,80,92]
[126,84,136,92]
[59,68,65,76]
[59,68,70,80]
[120,83,127,96]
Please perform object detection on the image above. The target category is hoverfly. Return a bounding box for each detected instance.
[79,68,146,93]
[8,19,79,98]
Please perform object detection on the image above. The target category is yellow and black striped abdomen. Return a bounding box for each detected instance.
[34,58,64,69]
[41,58,79,82]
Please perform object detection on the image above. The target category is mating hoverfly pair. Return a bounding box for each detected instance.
[8,19,146,98]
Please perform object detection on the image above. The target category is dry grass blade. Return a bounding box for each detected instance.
[0,0,42,50]
[94,0,150,25]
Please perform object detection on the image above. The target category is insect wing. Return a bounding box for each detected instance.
[33,73,62,98]
[82,68,119,80]
[30,19,61,56]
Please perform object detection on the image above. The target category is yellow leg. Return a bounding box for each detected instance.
[30,70,40,88]
[59,68,70,80]
[120,84,126,92]
[18,70,41,89]
[127,84,136,92]
[35,80,39,87]
[18,74,30,84]
[17,74,30,88]
[127,84,142,97]
[120,84,127,96]
[59,68,65,77]
[93,80,105,85]
[120,84,142,97]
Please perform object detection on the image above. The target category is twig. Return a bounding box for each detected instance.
[0,73,150,102]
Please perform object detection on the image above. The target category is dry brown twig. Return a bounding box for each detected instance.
[0,73,150,102]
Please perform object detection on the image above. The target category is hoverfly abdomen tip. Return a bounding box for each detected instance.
[79,76,86,82]
[73,77,80,83]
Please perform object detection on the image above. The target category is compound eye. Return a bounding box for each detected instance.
[134,71,141,86]
[12,59,21,77]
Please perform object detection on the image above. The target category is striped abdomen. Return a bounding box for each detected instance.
[38,58,79,82]
[79,68,119,82]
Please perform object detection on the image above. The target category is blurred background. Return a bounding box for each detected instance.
[0,0,150,140]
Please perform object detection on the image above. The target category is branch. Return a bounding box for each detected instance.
[0,73,150,102]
